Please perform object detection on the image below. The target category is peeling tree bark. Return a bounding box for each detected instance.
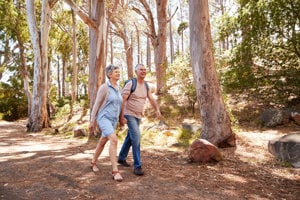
[26,0,52,132]
[189,0,235,147]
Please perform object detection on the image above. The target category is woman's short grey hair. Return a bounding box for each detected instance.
[106,64,119,79]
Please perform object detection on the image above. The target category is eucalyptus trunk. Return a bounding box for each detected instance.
[26,0,52,132]
[153,0,168,95]
[88,0,107,138]
[146,35,151,71]
[189,0,235,147]
[62,0,107,139]
[71,9,78,103]
[137,0,168,95]
[17,33,32,118]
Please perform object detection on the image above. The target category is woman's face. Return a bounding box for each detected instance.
[109,69,121,81]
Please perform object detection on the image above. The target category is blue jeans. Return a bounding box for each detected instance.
[118,115,141,169]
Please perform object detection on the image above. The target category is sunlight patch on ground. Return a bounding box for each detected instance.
[235,130,283,163]
[219,173,247,183]
[66,153,91,160]
[269,168,300,180]
[0,152,36,162]
[3,142,66,153]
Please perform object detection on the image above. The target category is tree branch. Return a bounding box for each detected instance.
[62,0,97,31]
[167,6,178,23]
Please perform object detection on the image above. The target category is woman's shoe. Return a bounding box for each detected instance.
[112,171,123,182]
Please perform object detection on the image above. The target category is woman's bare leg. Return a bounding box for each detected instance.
[92,137,108,164]
[107,133,118,171]
[107,133,122,181]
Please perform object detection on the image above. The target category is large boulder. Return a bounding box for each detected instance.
[268,133,300,168]
[188,139,222,163]
[261,109,290,127]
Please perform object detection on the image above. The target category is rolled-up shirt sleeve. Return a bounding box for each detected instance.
[122,81,132,96]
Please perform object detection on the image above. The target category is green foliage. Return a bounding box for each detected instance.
[55,97,72,119]
[56,96,71,108]
[141,128,159,146]
[216,0,300,105]
[167,54,197,113]
[177,21,189,35]
[177,127,198,147]
[0,79,28,121]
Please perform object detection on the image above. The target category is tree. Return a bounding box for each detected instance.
[133,0,169,95]
[71,9,78,103]
[109,2,134,79]
[63,0,107,138]
[189,0,235,147]
[26,0,58,132]
[0,0,32,118]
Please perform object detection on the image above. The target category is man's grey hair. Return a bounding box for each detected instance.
[134,64,145,71]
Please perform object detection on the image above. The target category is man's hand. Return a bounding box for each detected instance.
[156,110,162,120]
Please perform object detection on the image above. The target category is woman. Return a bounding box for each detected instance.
[89,64,123,182]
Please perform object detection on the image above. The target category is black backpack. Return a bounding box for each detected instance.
[124,78,149,99]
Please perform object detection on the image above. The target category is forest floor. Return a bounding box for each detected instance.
[0,117,299,200]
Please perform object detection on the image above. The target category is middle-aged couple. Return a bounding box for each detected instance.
[89,63,161,182]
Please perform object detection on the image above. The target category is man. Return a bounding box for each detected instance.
[118,64,161,176]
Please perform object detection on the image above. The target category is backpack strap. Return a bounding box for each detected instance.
[126,78,149,100]
[144,81,149,92]
[130,78,137,94]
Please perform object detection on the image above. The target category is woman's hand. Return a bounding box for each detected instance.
[119,116,127,126]
[89,123,95,134]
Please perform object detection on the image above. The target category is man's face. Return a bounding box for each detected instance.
[136,65,147,79]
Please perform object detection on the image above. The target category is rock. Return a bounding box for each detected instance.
[291,112,300,125]
[188,139,222,163]
[182,119,202,133]
[261,109,290,127]
[73,126,86,137]
[268,133,300,168]
[182,123,201,133]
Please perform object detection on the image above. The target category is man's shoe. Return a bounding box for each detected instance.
[118,160,130,167]
[134,167,144,176]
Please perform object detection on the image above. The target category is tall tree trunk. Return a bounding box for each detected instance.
[57,55,61,97]
[154,0,168,94]
[62,0,107,139]
[17,33,32,117]
[14,2,32,117]
[88,0,107,138]
[62,58,66,97]
[71,9,78,103]
[26,0,52,132]
[135,23,141,64]
[110,18,133,79]
[137,0,168,94]
[178,0,183,55]
[189,0,235,147]
[110,26,113,64]
[168,7,174,63]
[124,34,133,79]
[146,35,151,72]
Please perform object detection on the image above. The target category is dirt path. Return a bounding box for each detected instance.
[0,120,299,200]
